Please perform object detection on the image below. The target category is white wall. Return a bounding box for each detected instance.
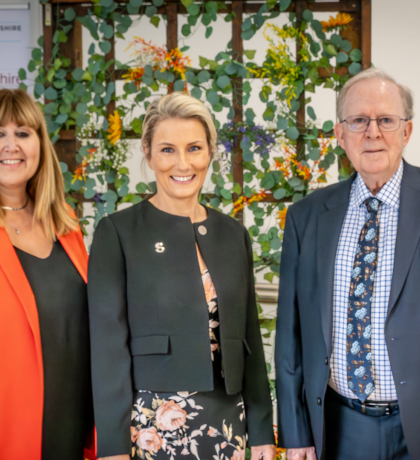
[0,0,43,67]
[7,0,420,192]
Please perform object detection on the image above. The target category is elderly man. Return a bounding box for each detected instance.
[275,68,419,460]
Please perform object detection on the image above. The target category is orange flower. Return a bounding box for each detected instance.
[107,110,122,145]
[72,148,96,183]
[232,191,267,217]
[125,37,191,87]
[122,67,145,89]
[277,207,288,230]
[273,425,287,459]
[291,159,311,181]
[321,12,353,32]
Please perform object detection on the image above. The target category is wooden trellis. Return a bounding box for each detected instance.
[43,0,371,221]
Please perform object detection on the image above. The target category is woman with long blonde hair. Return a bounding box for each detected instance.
[0,89,95,460]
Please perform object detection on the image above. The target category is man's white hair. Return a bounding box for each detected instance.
[337,68,414,121]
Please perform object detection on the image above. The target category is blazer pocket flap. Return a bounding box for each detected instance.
[243,339,251,355]
[130,335,169,356]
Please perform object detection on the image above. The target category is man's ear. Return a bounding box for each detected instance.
[403,119,413,148]
[334,122,346,150]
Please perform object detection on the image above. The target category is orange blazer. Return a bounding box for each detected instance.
[0,226,96,460]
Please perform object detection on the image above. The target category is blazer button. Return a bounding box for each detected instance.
[198,225,207,235]
[317,397,322,406]
[325,357,328,365]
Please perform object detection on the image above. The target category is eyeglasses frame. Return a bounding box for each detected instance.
[339,115,410,133]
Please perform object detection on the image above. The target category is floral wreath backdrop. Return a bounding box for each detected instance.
[21,3,361,454]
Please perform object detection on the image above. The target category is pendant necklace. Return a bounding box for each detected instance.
[1,196,30,235]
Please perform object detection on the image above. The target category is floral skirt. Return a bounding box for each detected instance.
[131,364,246,460]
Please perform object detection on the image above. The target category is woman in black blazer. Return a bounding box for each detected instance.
[88,92,275,460]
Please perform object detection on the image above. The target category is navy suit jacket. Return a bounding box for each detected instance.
[275,160,420,459]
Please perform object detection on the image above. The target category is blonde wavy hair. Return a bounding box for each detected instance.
[141,92,217,157]
[0,89,79,240]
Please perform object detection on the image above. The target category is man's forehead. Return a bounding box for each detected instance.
[344,78,403,115]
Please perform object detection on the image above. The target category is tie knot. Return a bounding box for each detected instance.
[365,197,381,213]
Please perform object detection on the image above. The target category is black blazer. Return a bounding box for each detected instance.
[88,200,274,457]
[275,161,420,459]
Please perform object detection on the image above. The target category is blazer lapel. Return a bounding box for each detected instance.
[59,229,88,283]
[317,177,354,356]
[387,162,420,317]
[0,227,42,356]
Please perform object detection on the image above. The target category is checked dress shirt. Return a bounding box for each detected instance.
[328,161,403,401]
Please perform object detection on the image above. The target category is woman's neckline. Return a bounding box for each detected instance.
[144,199,209,225]
[14,240,57,260]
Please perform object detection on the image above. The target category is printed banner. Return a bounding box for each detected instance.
[0,8,31,89]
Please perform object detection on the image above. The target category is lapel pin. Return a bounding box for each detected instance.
[155,242,165,253]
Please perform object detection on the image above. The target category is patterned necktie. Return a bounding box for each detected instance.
[347,197,381,402]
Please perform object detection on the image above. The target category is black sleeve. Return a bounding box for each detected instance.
[275,208,314,448]
[87,217,132,457]
[242,229,275,447]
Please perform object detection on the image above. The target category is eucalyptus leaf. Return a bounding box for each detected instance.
[99,41,112,54]
[322,120,334,132]
[173,80,186,91]
[55,113,68,124]
[350,48,362,62]
[217,75,230,89]
[187,3,200,15]
[273,188,286,200]
[241,29,255,40]
[336,51,348,64]
[349,62,362,75]
[207,91,220,106]
[64,8,76,21]
[205,27,213,38]
[44,87,57,100]
[181,24,191,36]
[76,102,88,114]
[197,70,210,83]
[286,126,299,140]
[34,83,45,96]
[340,40,352,52]
[277,116,288,131]
[307,106,316,120]
[191,87,202,99]
[302,9,313,21]
[280,0,292,11]
[145,5,158,17]
[224,62,237,75]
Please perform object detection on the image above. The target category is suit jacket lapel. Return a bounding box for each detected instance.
[387,162,420,317]
[0,227,42,356]
[59,229,88,283]
[317,177,355,356]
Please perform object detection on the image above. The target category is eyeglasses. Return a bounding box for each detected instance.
[340,115,409,133]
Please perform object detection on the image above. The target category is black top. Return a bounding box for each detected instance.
[88,200,274,457]
[15,241,92,460]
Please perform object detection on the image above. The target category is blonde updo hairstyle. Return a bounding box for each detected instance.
[141,92,217,158]
[0,89,78,240]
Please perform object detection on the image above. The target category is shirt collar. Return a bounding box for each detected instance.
[350,160,404,210]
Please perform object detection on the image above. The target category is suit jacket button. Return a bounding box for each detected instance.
[198,225,207,235]
[317,398,322,406]
[325,358,328,365]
